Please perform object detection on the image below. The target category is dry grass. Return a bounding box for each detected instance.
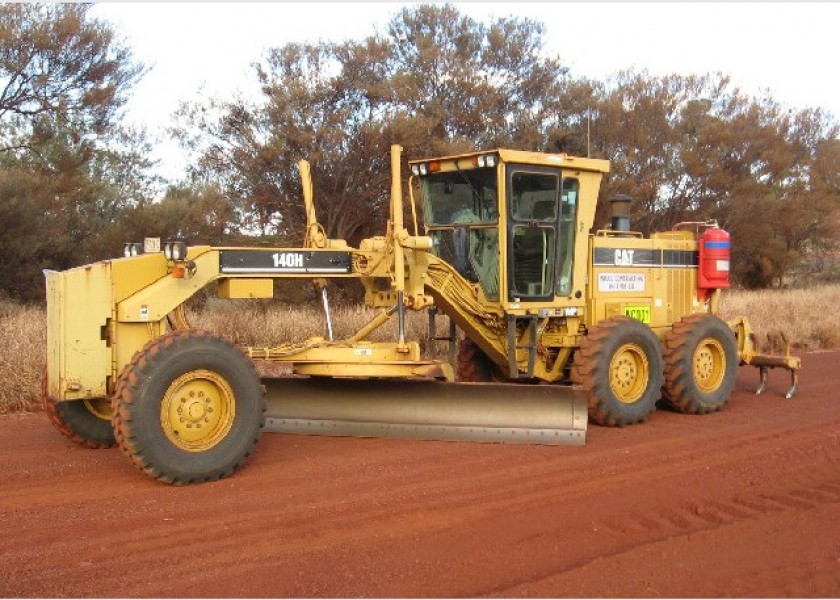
[187,298,431,348]
[3,284,839,414]
[0,299,46,414]
[717,284,840,352]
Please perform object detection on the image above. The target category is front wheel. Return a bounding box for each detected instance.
[112,330,265,485]
[571,316,663,427]
[43,373,116,449]
[662,314,738,414]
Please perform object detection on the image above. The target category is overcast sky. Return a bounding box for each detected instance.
[91,2,840,184]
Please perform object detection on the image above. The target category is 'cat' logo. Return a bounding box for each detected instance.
[615,249,635,266]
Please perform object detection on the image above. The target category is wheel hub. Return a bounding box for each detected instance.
[610,343,649,404]
[693,338,726,392]
[161,369,235,451]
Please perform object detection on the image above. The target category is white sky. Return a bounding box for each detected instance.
[91,2,840,186]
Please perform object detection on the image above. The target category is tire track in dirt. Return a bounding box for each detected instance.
[4,424,837,597]
[1,352,838,597]
[102,420,840,594]
[128,409,840,596]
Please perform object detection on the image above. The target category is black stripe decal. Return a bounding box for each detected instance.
[220,249,352,274]
[593,248,698,267]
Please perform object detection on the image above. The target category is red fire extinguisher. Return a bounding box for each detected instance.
[698,227,731,299]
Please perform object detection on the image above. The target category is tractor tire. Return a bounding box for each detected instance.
[42,373,116,449]
[455,338,496,382]
[662,313,738,414]
[111,329,265,485]
[571,316,663,427]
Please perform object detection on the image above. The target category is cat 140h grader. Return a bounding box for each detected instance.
[44,145,801,485]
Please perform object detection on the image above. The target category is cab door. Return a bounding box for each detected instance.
[506,166,559,301]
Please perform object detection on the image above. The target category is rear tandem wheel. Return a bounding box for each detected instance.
[111,329,266,485]
[571,316,663,427]
[662,313,738,414]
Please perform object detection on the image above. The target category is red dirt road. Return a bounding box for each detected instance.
[2,352,839,598]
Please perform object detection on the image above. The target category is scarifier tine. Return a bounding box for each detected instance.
[756,366,769,396]
[262,377,587,445]
[785,369,799,400]
[730,317,802,399]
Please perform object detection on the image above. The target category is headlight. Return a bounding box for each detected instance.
[411,164,420,176]
[419,163,428,176]
[475,154,496,168]
[172,241,186,261]
[123,242,143,257]
[165,240,187,261]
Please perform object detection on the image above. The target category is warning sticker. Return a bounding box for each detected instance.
[598,273,646,292]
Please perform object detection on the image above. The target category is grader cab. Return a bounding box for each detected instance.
[44,145,800,485]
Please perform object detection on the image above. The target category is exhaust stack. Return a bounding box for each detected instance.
[608,193,633,232]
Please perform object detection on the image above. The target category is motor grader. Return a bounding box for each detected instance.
[43,145,800,484]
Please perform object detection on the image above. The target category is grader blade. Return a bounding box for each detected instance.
[263,378,587,445]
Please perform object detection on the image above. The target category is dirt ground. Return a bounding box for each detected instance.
[1,352,839,598]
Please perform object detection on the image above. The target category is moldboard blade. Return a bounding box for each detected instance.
[262,377,587,445]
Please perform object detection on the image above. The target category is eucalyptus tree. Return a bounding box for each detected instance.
[173,4,573,247]
[591,70,840,286]
[172,3,839,288]
[0,3,152,300]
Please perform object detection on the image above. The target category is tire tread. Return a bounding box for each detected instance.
[111,329,265,485]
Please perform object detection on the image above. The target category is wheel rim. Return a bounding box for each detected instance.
[609,342,650,404]
[161,369,236,452]
[693,337,726,392]
[83,398,112,421]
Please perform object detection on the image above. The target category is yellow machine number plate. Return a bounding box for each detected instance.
[624,305,651,324]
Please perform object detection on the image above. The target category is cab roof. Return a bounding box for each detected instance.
[408,148,610,174]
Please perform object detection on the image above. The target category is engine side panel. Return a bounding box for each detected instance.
[587,232,704,337]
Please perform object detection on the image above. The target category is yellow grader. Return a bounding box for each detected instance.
[44,145,800,484]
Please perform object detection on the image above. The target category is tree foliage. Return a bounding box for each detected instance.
[172,4,838,289]
[1,3,838,302]
[173,5,569,246]
[0,3,142,152]
[0,3,154,300]
[593,72,839,286]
